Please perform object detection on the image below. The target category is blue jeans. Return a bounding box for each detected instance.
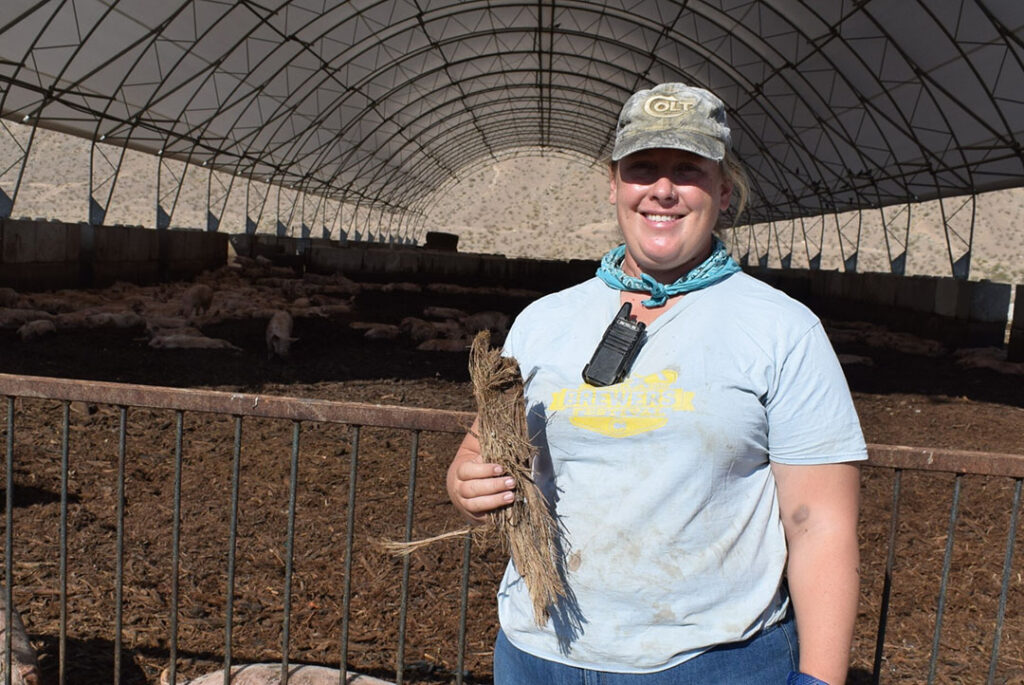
[493,611,798,684]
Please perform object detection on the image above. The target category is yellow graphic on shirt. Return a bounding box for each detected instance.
[549,370,695,438]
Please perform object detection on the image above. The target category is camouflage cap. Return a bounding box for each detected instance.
[611,83,731,162]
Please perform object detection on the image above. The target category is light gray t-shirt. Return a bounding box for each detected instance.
[497,272,867,673]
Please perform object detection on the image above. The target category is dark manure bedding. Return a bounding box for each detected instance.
[0,283,1022,684]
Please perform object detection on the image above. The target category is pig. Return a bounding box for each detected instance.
[316,278,361,296]
[54,311,92,330]
[180,284,214,319]
[149,334,241,351]
[359,323,400,340]
[0,588,41,685]
[422,305,467,320]
[280,279,305,300]
[0,287,19,308]
[462,310,510,345]
[84,311,144,329]
[462,310,510,336]
[148,325,206,339]
[17,319,57,342]
[299,302,353,318]
[953,347,1024,375]
[159,663,391,685]
[400,316,440,343]
[0,309,55,330]
[416,337,469,352]
[23,294,75,313]
[380,281,421,293]
[430,318,465,340]
[144,315,192,335]
[425,282,473,295]
[265,310,297,358]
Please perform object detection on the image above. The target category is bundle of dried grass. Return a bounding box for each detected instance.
[383,331,565,625]
[467,330,565,625]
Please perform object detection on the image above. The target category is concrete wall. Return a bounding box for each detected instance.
[0,218,227,291]
[236,235,1016,351]
[232,233,596,292]
[751,267,1013,349]
[4,224,1016,355]
[0,219,81,290]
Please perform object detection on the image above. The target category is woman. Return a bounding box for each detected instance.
[448,83,865,685]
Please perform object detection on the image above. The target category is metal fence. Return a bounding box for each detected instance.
[1,372,1022,685]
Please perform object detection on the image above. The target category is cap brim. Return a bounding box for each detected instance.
[611,130,726,162]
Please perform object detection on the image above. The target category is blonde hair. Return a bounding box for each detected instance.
[720,148,749,225]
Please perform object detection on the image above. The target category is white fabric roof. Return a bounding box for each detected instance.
[1,0,1021,227]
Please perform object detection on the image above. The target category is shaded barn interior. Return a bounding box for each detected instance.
[0,2,1023,684]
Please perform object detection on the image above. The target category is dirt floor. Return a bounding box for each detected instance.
[1,276,1023,684]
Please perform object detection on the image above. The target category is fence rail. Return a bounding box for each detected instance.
[1,372,1021,684]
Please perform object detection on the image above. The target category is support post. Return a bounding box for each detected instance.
[834,210,861,272]
[89,138,128,226]
[800,214,826,270]
[205,165,235,232]
[0,118,37,219]
[156,153,188,230]
[246,177,270,235]
[880,202,912,276]
[939,194,975,280]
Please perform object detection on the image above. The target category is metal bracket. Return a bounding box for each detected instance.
[276,185,299,237]
[156,154,187,229]
[834,210,862,272]
[0,118,36,219]
[879,202,912,275]
[800,214,826,270]
[939,194,975,280]
[772,218,796,269]
[89,138,127,225]
[245,177,270,235]
[750,220,772,269]
[206,166,235,232]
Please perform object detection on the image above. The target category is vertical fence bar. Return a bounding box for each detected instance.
[927,474,962,684]
[872,469,902,684]
[114,406,128,685]
[59,402,70,685]
[987,478,1022,684]
[168,411,185,685]
[396,430,420,685]
[456,532,473,685]
[223,416,243,685]
[280,421,301,684]
[4,396,13,685]
[340,425,361,685]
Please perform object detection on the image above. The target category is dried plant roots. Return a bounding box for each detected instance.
[383,331,566,625]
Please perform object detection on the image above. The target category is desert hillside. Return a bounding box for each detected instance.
[422,155,1024,287]
[6,123,1023,286]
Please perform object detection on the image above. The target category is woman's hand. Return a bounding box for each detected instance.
[447,417,516,524]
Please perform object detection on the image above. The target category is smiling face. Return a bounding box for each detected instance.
[609,147,733,284]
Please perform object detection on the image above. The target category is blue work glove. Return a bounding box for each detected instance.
[787,672,830,685]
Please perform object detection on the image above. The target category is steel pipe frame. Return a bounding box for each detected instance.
[0,1,1021,277]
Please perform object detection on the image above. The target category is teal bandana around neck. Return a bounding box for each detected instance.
[596,236,741,308]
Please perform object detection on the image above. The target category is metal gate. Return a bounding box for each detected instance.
[1,372,1021,684]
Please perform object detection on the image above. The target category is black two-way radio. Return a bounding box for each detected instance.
[581,302,646,387]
